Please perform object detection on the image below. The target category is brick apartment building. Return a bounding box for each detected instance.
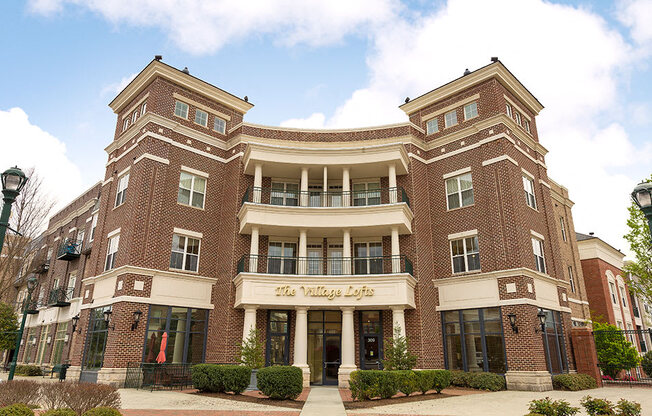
[12,57,593,391]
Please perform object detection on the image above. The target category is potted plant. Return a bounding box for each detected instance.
[239,328,265,390]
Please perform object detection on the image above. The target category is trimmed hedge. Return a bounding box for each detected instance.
[641,351,652,379]
[14,365,42,377]
[349,370,398,400]
[41,410,76,416]
[415,370,436,394]
[0,404,34,416]
[431,370,451,393]
[552,374,598,391]
[395,370,418,396]
[82,408,123,416]
[257,366,303,400]
[192,364,251,394]
[448,370,505,391]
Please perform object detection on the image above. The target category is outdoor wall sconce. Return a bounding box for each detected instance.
[103,309,115,331]
[71,314,80,334]
[507,313,518,333]
[535,311,547,333]
[46,336,51,344]
[131,310,143,331]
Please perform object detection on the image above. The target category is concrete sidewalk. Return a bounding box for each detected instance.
[300,386,346,416]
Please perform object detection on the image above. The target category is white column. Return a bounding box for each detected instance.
[391,307,406,338]
[339,307,356,387]
[294,307,310,386]
[253,163,263,203]
[300,167,309,206]
[342,167,350,207]
[323,166,328,207]
[242,305,257,341]
[343,228,351,274]
[298,229,307,274]
[391,226,400,273]
[388,163,397,203]
[249,226,259,272]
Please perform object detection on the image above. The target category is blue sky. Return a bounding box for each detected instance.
[1,0,651,255]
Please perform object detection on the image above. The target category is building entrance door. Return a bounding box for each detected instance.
[307,310,342,385]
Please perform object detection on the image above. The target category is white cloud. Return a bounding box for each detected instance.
[28,0,401,55]
[279,113,326,129]
[0,108,83,213]
[618,0,652,45]
[100,72,137,97]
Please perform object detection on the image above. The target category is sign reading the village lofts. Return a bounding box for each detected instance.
[275,285,375,300]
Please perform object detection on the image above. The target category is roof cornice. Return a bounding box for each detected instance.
[108,60,254,114]
[399,62,544,116]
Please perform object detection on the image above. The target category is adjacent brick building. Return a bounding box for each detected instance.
[14,57,592,391]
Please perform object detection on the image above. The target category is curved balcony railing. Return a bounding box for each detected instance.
[47,287,74,307]
[57,238,83,261]
[241,186,409,208]
[237,254,413,276]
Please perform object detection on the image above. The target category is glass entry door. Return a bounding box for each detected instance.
[308,310,342,385]
[360,311,383,369]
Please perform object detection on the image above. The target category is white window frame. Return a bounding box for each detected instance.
[352,181,381,206]
[568,266,575,293]
[450,234,480,274]
[523,175,537,209]
[353,241,383,274]
[426,118,438,135]
[177,171,206,209]
[445,172,474,210]
[609,281,617,304]
[268,241,298,274]
[560,217,567,242]
[270,182,299,206]
[170,233,201,272]
[90,214,98,242]
[444,110,458,128]
[194,109,208,127]
[463,102,478,120]
[141,101,147,115]
[105,234,119,271]
[506,103,512,117]
[122,118,129,132]
[619,285,627,308]
[515,112,522,125]
[524,119,531,133]
[532,237,546,273]
[115,172,129,207]
[132,111,138,124]
[174,101,189,119]
[214,117,226,134]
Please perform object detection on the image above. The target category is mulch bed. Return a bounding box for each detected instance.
[192,387,310,409]
[341,386,485,409]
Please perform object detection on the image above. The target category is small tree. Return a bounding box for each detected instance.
[623,173,652,305]
[0,301,18,350]
[239,328,265,369]
[382,326,417,370]
[593,322,640,378]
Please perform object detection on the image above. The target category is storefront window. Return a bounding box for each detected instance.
[83,306,111,370]
[443,307,506,374]
[51,322,68,365]
[143,305,207,364]
[540,308,568,374]
[23,328,36,364]
[266,311,290,366]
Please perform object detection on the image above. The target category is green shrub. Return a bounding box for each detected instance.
[14,365,42,377]
[527,397,579,416]
[41,410,77,416]
[382,327,417,370]
[395,370,418,396]
[0,380,41,407]
[348,370,398,401]
[191,364,251,394]
[221,365,251,394]
[580,396,615,416]
[552,373,598,391]
[615,399,641,416]
[431,370,451,393]
[415,370,435,394]
[57,382,121,415]
[257,366,303,400]
[82,408,122,416]
[467,372,505,391]
[0,404,34,416]
[449,370,472,387]
[641,351,652,378]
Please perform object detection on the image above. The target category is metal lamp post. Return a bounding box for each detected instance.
[631,181,652,240]
[0,166,28,255]
[8,275,38,380]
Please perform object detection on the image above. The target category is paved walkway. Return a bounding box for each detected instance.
[300,386,346,416]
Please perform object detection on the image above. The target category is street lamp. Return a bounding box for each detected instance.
[8,275,38,380]
[0,166,28,260]
[631,181,652,240]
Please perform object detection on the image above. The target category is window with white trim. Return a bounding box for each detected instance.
[178,171,206,209]
[532,237,546,273]
[524,119,531,133]
[506,103,512,117]
[132,111,138,124]
[560,217,567,242]
[514,112,522,125]
[620,285,627,307]
[609,282,617,304]
[464,102,478,120]
[122,118,129,132]
[268,242,297,274]
[115,172,129,207]
[444,110,458,128]
[426,118,438,135]
[141,101,147,115]
[446,173,473,209]
[174,101,189,119]
[105,234,119,271]
[271,182,299,206]
[170,234,200,272]
[90,214,98,242]
[214,117,226,134]
[353,182,381,206]
[77,229,85,246]
[568,266,575,293]
[194,109,208,127]
[523,175,537,209]
[450,235,480,273]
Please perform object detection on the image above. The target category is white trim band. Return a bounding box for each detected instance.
[173,227,203,239]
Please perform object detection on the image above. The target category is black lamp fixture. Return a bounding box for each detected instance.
[507,313,518,333]
[631,181,652,240]
[536,310,546,333]
[131,310,143,331]
[103,309,115,331]
[71,314,80,333]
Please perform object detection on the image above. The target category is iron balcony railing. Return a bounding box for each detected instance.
[14,299,40,315]
[57,238,83,260]
[241,186,410,208]
[237,254,413,276]
[47,287,74,307]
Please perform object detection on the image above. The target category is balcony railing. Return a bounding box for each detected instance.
[241,186,410,208]
[237,254,413,276]
[47,287,74,307]
[57,238,83,261]
[15,299,40,315]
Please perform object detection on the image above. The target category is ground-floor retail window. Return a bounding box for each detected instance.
[35,324,51,364]
[443,307,506,373]
[51,322,68,365]
[266,310,291,366]
[359,311,383,369]
[83,306,111,370]
[23,328,37,364]
[540,308,568,374]
[143,305,208,364]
